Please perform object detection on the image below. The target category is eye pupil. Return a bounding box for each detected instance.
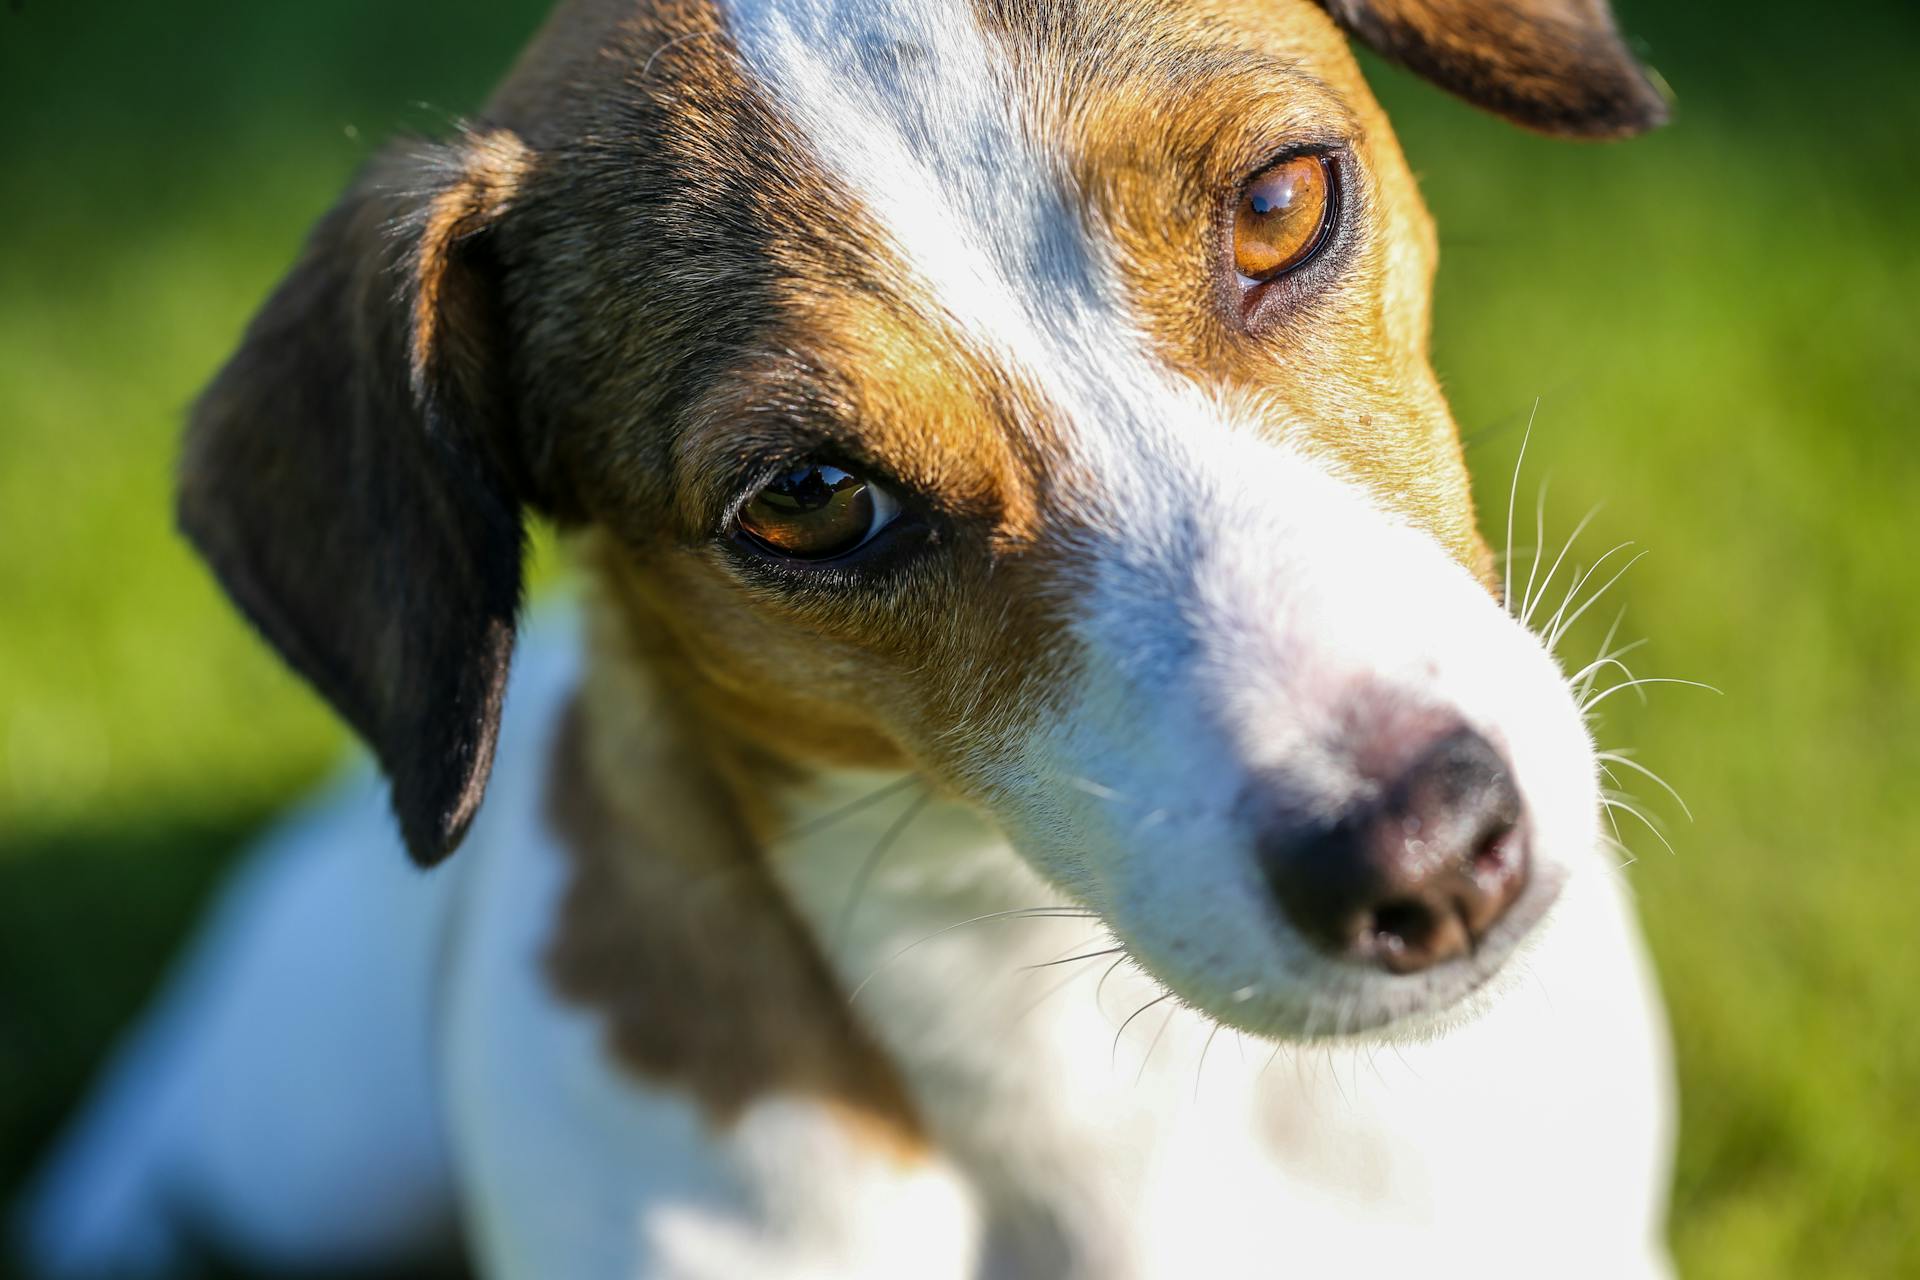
[737,464,889,560]
[1233,154,1334,284]
[758,465,856,514]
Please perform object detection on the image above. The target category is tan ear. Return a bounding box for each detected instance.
[179,129,537,866]
[1316,0,1669,138]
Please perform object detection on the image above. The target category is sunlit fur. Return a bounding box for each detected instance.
[20,0,1680,1275]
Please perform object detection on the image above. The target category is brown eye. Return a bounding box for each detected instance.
[736,463,900,560]
[1232,154,1334,283]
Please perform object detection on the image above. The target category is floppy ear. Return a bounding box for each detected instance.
[180,129,537,866]
[1316,0,1669,138]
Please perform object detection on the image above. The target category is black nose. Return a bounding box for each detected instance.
[1263,727,1530,975]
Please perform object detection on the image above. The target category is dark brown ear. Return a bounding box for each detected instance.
[180,129,536,866]
[1316,0,1669,138]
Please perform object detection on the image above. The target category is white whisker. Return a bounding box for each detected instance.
[848,906,1097,1003]
[1136,1001,1180,1085]
[1521,471,1554,627]
[1602,793,1679,857]
[1194,1019,1224,1102]
[1596,750,1695,822]
[1501,401,1538,613]
[1548,548,1650,650]
[1522,503,1602,628]
[1112,992,1179,1071]
[1583,676,1721,714]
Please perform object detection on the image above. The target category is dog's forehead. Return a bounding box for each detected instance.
[717,0,1344,337]
[702,0,1365,509]
[496,0,1480,568]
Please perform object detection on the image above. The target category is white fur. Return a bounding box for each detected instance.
[1000,436,1605,1037]
[775,763,1671,1278]
[437,622,981,1278]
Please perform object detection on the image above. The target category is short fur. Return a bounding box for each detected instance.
[22,0,1677,1276]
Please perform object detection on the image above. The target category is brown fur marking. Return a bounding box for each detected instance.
[1316,0,1668,138]
[543,596,928,1151]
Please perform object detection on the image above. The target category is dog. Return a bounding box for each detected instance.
[20,0,1678,1275]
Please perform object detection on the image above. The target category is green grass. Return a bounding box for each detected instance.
[2,1,1916,1275]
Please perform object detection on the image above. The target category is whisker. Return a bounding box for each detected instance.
[1548,549,1649,650]
[1596,750,1695,822]
[1567,637,1648,691]
[1572,609,1636,701]
[1522,503,1602,628]
[1583,676,1721,714]
[1520,471,1554,627]
[1602,794,1679,857]
[1194,1019,1225,1102]
[1572,656,1638,704]
[1597,784,1630,852]
[1322,1038,1352,1109]
[1501,401,1537,613]
[778,774,922,844]
[832,788,931,947]
[1112,991,1179,1071]
[848,907,1098,1003]
[1021,946,1126,972]
[1602,785,1668,832]
[1095,953,1133,1018]
[639,29,711,80]
[1542,541,1637,647]
[1015,954,1109,1024]
[1136,1001,1180,1085]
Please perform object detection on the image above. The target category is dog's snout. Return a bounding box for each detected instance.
[1264,727,1530,975]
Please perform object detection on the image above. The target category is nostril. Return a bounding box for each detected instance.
[1369,899,1438,956]
[1472,821,1521,878]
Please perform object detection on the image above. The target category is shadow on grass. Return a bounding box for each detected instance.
[0,805,470,1280]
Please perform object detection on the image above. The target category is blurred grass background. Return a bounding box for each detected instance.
[0,0,1915,1275]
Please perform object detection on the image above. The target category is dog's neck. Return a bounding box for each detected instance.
[553,569,1638,1273]
[565,570,1292,1262]
[571,566,1175,1065]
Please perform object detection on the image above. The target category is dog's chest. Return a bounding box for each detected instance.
[761,769,1675,1277]
[764,771,1428,1269]
[441,616,1669,1276]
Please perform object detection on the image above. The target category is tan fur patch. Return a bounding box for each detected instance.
[408,130,533,399]
[984,0,1494,581]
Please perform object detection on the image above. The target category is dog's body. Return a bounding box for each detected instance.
[23,0,1680,1276]
[27,610,1674,1278]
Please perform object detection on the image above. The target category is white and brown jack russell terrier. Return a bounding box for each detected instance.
[21,0,1680,1275]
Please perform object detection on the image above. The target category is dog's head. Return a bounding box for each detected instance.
[180,0,1665,1036]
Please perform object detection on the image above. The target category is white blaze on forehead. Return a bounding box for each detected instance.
[721,0,1261,484]
[725,0,1092,358]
